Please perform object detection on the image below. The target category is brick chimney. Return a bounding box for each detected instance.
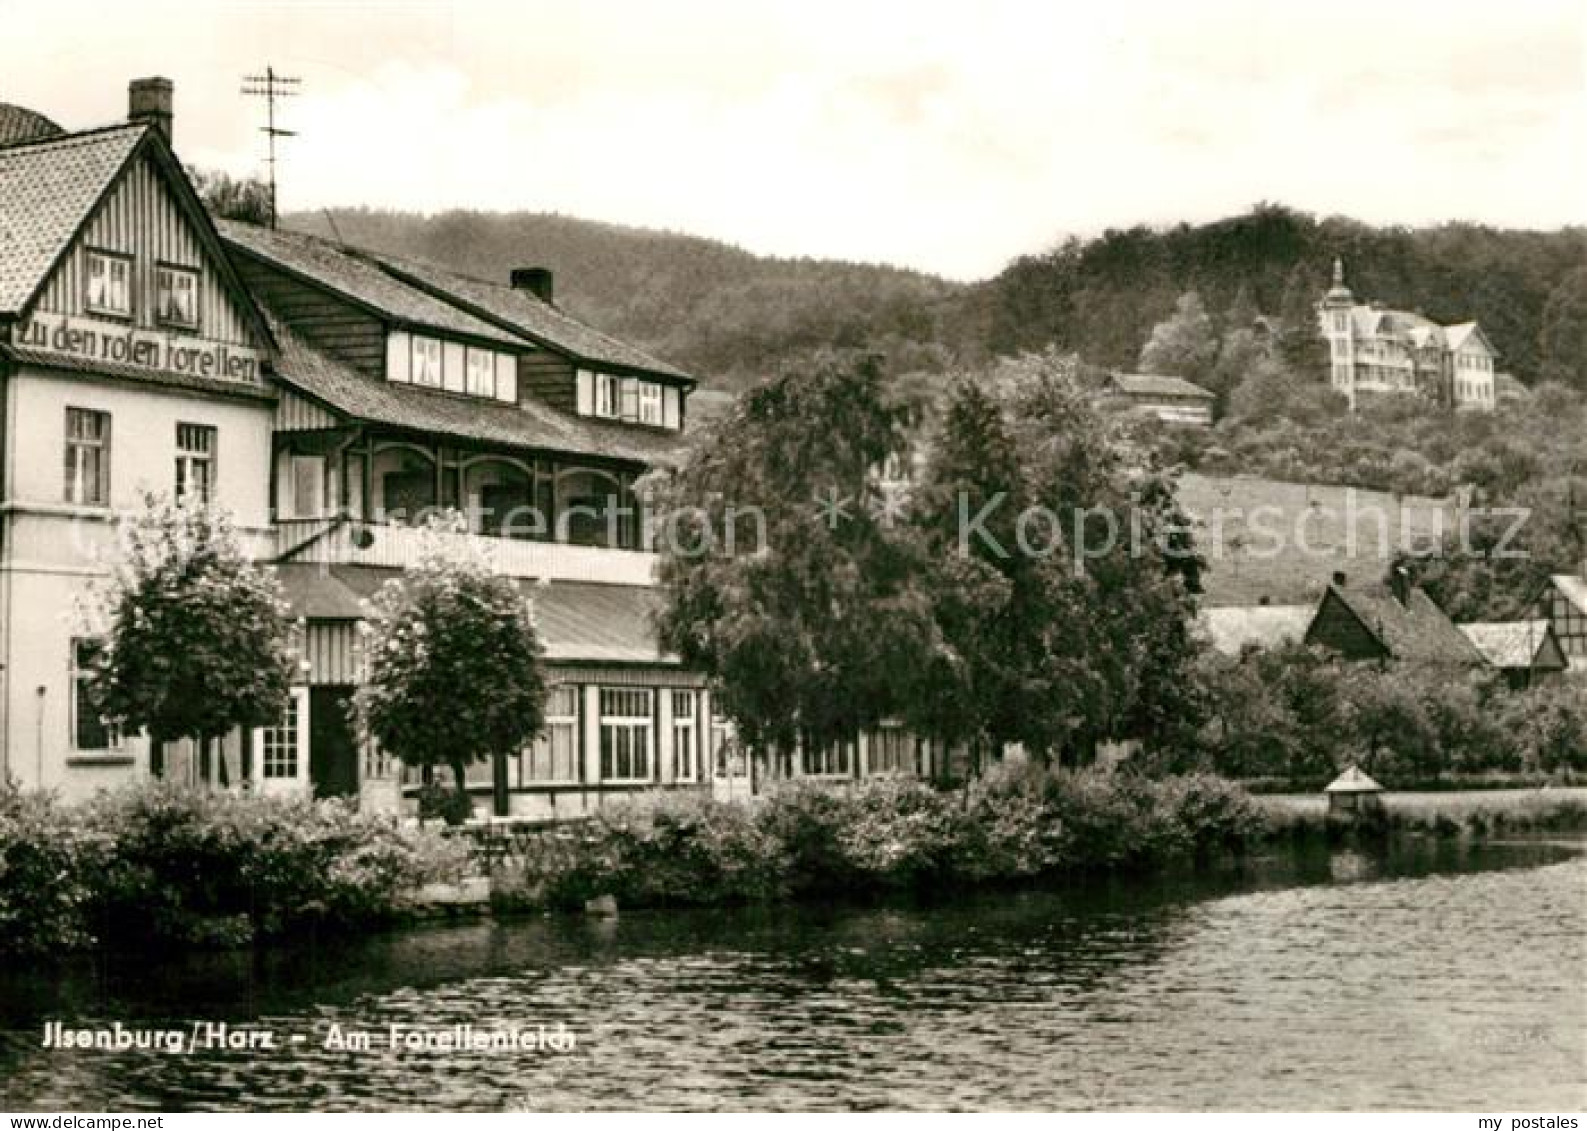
[510,267,554,304]
[128,77,173,144]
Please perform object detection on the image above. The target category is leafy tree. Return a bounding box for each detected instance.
[914,351,1205,765]
[1539,265,1587,392]
[190,168,274,227]
[655,350,940,763]
[1139,290,1219,387]
[355,514,547,816]
[84,494,295,779]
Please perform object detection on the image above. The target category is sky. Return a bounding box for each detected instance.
[1,0,1583,280]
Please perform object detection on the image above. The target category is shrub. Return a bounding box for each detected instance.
[0,785,102,955]
[534,794,789,909]
[79,782,468,945]
[416,782,475,826]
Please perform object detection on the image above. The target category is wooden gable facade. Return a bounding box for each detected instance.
[1305,586,1390,662]
[29,150,260,352]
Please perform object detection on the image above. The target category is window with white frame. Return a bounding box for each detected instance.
[175,423,216,504]
[64,408,111,506]
[70,638,121,751]
[868,724,912,775]
[259,695,301,780]
[412,336,443,387]
[85,250,132,317]
[526,685,580,783]
[710,707,737,777]
[671,690,698,782]
[155,264,199,329]
[288,454,325,518]
[599,687,653,782]
[638,382,664,426]
[802,737,853,777]
[595,372,621,419]
[465,347,496,398]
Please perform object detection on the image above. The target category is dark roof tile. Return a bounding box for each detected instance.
[368,249,694,383]
[268,315,686,466]
[0,124,145,313]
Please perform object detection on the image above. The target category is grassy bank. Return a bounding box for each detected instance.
[1260,787,1587,839]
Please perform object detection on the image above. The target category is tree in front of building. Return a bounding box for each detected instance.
[85,493,296,780]
[655,350,942,763]
[1138,290,1219,389]
[914,351,1206,766]
[355,514,547,819]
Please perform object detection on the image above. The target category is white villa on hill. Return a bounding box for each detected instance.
[1318,260,1497,413]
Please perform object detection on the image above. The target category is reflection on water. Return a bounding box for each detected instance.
[1,838,1582,1111]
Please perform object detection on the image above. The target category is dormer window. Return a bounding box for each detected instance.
[595,372,621,418]
[85,250,132,318]
[638,381,663,426]
[386,331,518,404]
[578,368,679,428]
[156,263,199,329]
[412,336,443,387]
[465,347,496,398]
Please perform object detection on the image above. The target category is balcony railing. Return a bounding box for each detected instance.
[275,517,660,586]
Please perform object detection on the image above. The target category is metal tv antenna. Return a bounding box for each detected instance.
[241,66,300,228]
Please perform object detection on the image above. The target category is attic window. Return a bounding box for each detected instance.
[85,250,132,318]
[156,264,199,330]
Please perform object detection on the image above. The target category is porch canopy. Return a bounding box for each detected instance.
[273,562,679,665]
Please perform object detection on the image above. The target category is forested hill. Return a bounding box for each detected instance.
[979,205,1587,383]
[281,204,1587,391]
[282,208,969,390]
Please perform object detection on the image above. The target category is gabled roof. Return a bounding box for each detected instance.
[218,220,525,349]
[1110,372,1214,400]
[0,124,145,313]
[1443,322,1495,355]
[1199,604,1313,656]
[275,563,677,665]
[268,314,685,466]
[1308,582,1484,665]
[1547,574,1587,616]
[367,250,694,384]
[1458,620,1565,671]
[0,122,276,353]
[1325,765,1383,794]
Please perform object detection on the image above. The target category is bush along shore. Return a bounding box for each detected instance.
[481,766,1587,913]
[5,769,1586,957]
[0,783,470,957]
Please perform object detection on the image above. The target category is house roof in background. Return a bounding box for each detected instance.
[1199,605,1313,656]
[1458,620,1564,670]
[275,563,677,665]
[1110,372,1214,400]
[1548,574,1587,616]
[267,315,687,466]
[366,249,694,384]
[1312,582,1484,665]
[218,220,525,349]
[0,124,146,313]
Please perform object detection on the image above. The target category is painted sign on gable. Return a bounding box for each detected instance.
[13,311,262,385]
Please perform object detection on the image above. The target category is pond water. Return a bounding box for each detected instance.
[2,837,1583,1111]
